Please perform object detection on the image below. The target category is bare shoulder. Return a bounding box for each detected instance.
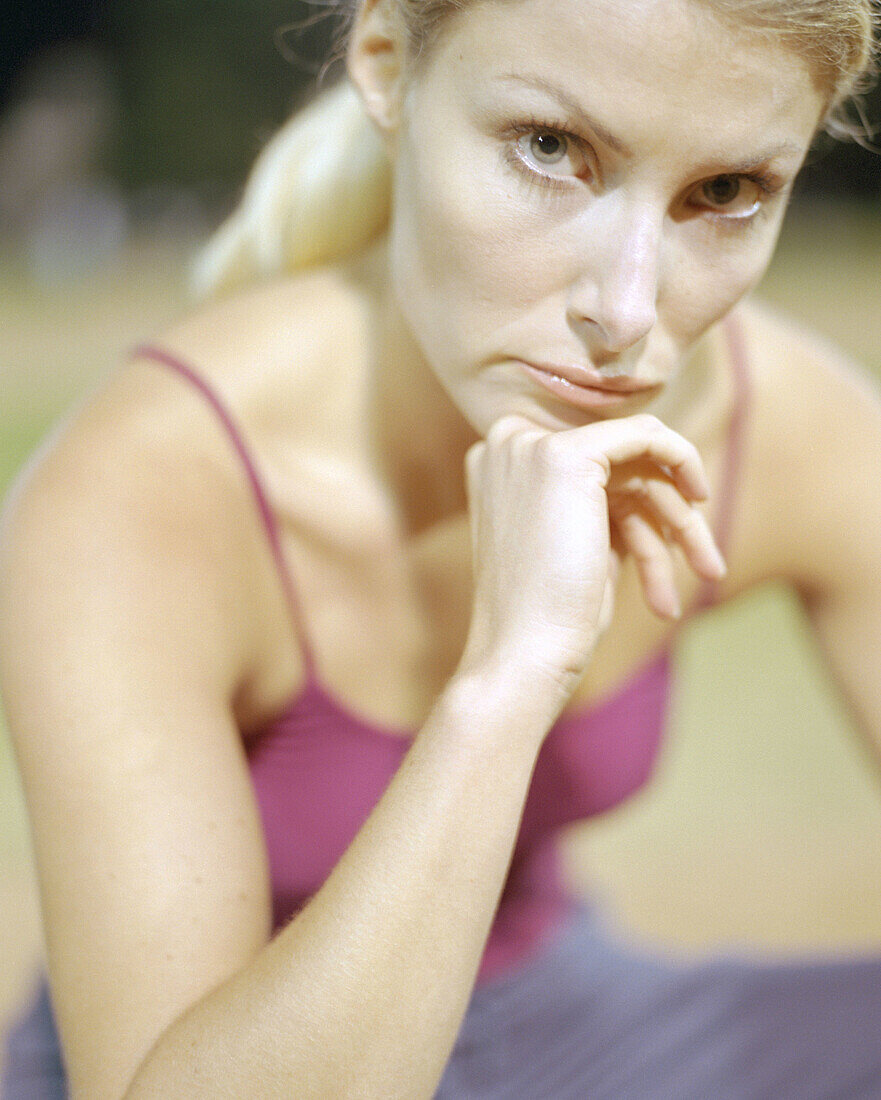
[158,255,377,445]
[154,254,399,564]
[0,310,309,731]
[731,297,881,591]
[735,296,881,472]
[1,257,378,714]
[736,297,879,406]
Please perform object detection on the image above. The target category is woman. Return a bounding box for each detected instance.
[2,0,880,1096]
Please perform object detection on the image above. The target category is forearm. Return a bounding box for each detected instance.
[123,669,551,1100]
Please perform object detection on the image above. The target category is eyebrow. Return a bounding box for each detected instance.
[496,73,633,156]
[495,72,803,168]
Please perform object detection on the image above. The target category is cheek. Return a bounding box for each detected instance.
[668,227,779,331]
[392,127,558,313]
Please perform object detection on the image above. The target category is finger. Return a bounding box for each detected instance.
[573,415,710,501]
[620,477,727,580]
[615,510,681,619]
[485,413,549,447]
[610,525,627,563]
[464,438,485,474]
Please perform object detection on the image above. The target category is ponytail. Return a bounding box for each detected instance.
[191,79,390,300]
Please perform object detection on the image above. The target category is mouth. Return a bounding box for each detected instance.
[519,361,663,410]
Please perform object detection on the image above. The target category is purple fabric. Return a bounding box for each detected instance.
[1,982,65,1100]
[8,906,881,1100]
[436,901,881,1099]
[246,651,671,982]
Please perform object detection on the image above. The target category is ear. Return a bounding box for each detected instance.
[347,0,408,134]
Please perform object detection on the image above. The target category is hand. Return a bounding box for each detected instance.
[606,448,726,620]
[458,413,725,712]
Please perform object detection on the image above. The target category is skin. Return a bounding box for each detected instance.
[378,0,819,440]
[356,0,823,621]
[2,0,881,1096]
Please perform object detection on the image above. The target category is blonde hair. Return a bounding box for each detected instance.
[192,0,879,300]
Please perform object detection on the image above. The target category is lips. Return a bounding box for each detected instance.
[518,360,662,411]
[525,361,660,394]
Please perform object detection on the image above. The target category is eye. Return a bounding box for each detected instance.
[512,128,592,183]
[688,173,769,219]
[529,132,567,165]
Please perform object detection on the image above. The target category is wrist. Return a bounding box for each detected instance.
[440,656,568,750]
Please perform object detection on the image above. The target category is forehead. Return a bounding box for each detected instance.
[423,0,823,166]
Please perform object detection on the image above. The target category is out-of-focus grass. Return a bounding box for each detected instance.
[0,238,194,485]
[0,204,879,1041]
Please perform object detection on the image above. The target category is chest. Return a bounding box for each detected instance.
[263,469,721,738]
[248,332,765,737]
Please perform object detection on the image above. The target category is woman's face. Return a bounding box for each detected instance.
[381,0,825,433]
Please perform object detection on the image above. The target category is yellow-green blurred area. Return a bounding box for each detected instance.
[1,201,881,1057]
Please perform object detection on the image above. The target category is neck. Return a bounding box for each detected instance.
[364,243,479,541]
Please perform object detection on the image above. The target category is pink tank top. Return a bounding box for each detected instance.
[133,318,749,984]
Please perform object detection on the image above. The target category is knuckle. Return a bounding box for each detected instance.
[635,413,665,435]
[534,431,568,468]
[535,432,606,482]
[614,507,646,536]
[637,544,673,574]
[583,452,611,483]
[671,508,703,538]
[621,476,651,501]
[485,414,536,448]
[485,417,514,446]
[465,439,485,462]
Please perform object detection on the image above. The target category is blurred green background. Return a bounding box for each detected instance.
[1,0,880,1075]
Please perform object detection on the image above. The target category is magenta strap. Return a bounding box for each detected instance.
[132,344,317,679]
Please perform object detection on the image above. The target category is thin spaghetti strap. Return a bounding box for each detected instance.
[131,344,318,680]
[693,313,752,613]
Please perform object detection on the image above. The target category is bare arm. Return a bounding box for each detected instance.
[744,314,881,771]
[792,357,881,772]
[0,369,720,1099]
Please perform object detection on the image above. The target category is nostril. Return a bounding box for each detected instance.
[567,270,660,354]
[569,307,657,358]
[596,295,658,352]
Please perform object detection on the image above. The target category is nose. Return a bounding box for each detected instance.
[567,197,663,358]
